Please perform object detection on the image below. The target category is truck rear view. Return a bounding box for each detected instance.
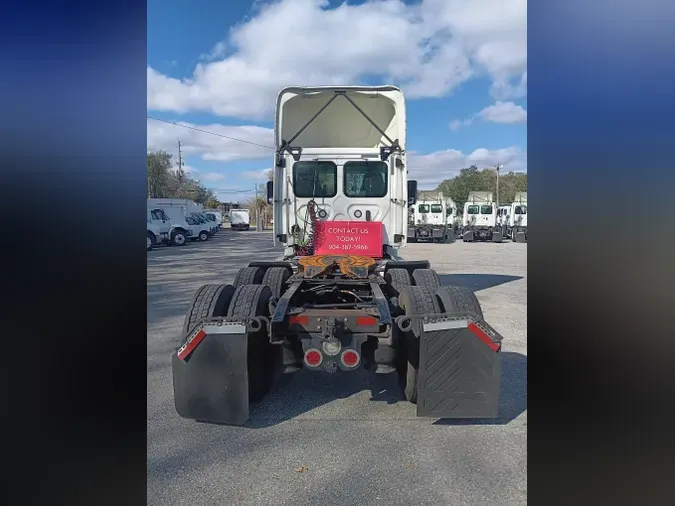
[171,86,504,426]
[230,209,250,231]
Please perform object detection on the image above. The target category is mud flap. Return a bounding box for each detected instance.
[515,232,527,243]
[492,231,503,243]
[462,230,474,242]
[416,317,501,418]
[172,321,250,425]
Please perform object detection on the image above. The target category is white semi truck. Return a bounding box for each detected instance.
[407,195,450,243]
[461,191,501,242]
[508,191,527,242]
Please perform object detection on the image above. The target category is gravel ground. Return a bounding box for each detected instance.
[147,231,527,505]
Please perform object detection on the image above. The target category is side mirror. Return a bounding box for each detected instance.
[407,180,418,205]
[266,180,273,205]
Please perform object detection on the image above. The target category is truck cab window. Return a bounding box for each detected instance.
[418,204,430,213]
[480,205,493,214]
[151,209,164,220]
[343,161,388,198]
[515,205,527,215]
[430,204,443,213]
[467,205,479,214]
[293,161,337,198]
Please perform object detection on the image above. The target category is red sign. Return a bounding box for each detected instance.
[313,221,383,258]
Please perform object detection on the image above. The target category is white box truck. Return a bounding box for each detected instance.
[147,198,210,242]
[204,209,224,230]
[147,203,193,247]
[230,208,250,231]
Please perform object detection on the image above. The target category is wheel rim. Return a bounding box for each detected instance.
[200,233,207,240]
[175,234,185,245]
[147,237,152,249]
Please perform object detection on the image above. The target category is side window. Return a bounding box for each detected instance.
[151,209,164,220]
[343,161,388,198]
[515,205,527,215]
[293,161,337,198]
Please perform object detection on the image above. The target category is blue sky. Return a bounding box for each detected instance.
[147,0,527,201]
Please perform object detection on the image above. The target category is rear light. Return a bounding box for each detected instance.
[341,349,360,368]
[289,315,309,325]
[304,348,323,367]
[356,316,377,326]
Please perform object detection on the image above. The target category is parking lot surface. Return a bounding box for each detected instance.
[147,230,527,505]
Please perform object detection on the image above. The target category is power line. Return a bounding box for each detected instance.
[147,116,276,150]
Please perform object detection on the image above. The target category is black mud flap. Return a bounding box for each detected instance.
[515,232,527,243]
[416,316,502,418]
[172,321,250,425]
[462,230,474,242]
[492,231,503,243]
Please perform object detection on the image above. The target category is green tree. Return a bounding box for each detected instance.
[434,166,527,206]
[147,150,175,198]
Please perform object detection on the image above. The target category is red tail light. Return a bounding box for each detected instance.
[304,348,323,367]
[341,349,360,368]
[289,315,309,325]
[356,316,377,326]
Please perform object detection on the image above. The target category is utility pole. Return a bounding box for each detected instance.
[495,163,501,207]
[177,139,184,198]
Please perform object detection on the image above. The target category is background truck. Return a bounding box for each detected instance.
[445,197,460,239]
[147,198,209,242]
[230,208,250,231]
[407,195,450,243]
[461,191,502,242]
[147,202,192,247]
[509,192,527,242]
[497,205,512,239]
[204,209,224,229]
[172,85,503,426]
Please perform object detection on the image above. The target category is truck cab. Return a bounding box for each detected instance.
[461,192,501,242]
[268,86,408,258]
[509,192,527,242]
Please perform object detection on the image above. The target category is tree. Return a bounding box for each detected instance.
[147,149,219,204]
[434,166,527,206]
[147,150,175,198]
[205,198,220,209]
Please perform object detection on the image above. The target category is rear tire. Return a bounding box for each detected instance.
[227,285,276,402]
[147,232,154,251]
[233,266,265,287]
[385,268,411,298]
[412,268,441,290]
[398,286,441,403]
[182,284,236,341]
[199,231,209,241]
[261,267,291,298]
[435,285,484,320]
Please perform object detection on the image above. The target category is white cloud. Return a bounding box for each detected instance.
[147,119,274,162]
[148,0,526,119]
[408,146,526,187]
[241,169,272,182]
[199,172,227,182]
[479,101,527,124]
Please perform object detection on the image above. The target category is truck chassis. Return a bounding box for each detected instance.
[407,224,451,243]
[462,226,503,243]
[172,256,503,425]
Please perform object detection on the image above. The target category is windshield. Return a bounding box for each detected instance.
[418,204,430,213]
[430,204,443,213]
[293,161,337,198]
[191,213,205,223]
[467,205,479,214]
[205,213,215,221]
[515,205,527,214]
[185,216,197,225]
[343,161,388,198]
[480,205,493,214]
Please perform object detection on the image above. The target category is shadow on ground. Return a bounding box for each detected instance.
[241,351,526,428]
[439,273,523,292]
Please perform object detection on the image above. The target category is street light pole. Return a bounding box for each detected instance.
[496,163,501,207]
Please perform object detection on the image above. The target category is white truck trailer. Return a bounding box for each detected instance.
[147,202,193,247]
[230,208,250,231]
[461,191,501,242]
